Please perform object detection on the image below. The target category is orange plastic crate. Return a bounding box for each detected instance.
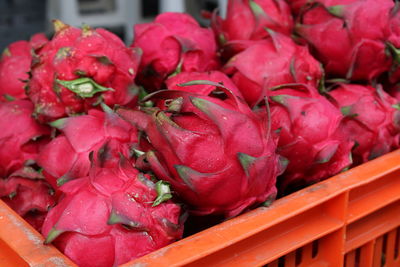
[0,149,399,267]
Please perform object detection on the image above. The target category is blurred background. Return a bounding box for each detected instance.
[0,0,227,51]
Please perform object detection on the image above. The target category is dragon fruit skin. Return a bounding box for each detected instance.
[132,12,219,91]
[295,0,395,81]
[269,85,353,190]
[26,21,141,123]
[328,84,400,164]
[37,107,138,188]
[224,33,323,107]
[165,70,244,98]
[29,33,49,51]
[118,86,280,217]
[212,0,293,44]
[0,167,56,231]
[0,34,48,101]
[42,156,183,267]
[0,100,50,177]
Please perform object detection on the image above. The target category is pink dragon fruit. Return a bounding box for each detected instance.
[295,0,395,81]
[224,32,323,107]
[118,82,280,217]
[37,105,138,188]
[42,154,183,267]
[0,33,48,101]
[29,33,49,51]
[328,83,400,164]
[212,0,294,44]
[165,70,244,98]
[0,167,56,231]
[0,100,50,177]
[26,20,141,122]
[131,12,219,91]
[268,85,353,191]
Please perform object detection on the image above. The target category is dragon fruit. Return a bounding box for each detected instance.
[0,100,50,177]
[212,0,293,44]
[328,83,400,164]
[0,167,56,231]
[268,85,353,190]
[0,33,48,101]
[132,12,219,91]
[165,70,244,98]
[26,20,141,122]
[295,0,395,81]
[37,105,138,188]
[224,32,323,107]
[118,82,280,217]
[42,154,183,267]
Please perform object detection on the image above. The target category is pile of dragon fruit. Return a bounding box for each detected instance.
[0,0,400,266]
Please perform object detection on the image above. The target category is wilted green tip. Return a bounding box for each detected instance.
[340,106,352,116]
[169,61,183,78]
[249,0,266,17]
[190,96,211,114]
[178,80,226,90]
[278,156,289,173]
[237,152,257,177]
[107,210,145,231]
[261,196,275,207]
[81,23,93,36]
[8,191,16,199]
[340,106,358,117]
[327,5,345,17]
[165,97,183,113]
[174,165,196,191]
[3,94,15,102]
[49,118,68,129]
[218,34,227,46]
[96,55,113,65]
[100,102,113,114]
[132,148,145,158]
[44,227,63,244]
[1,48,11,58]
[107,211,124,225]
[56,176,70,187]
[386,42,400,63]
[138,86,149,101]
[152,181,173,207]
[393,103,400,110]
[52,19,68,33]
[270,95,286,105]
